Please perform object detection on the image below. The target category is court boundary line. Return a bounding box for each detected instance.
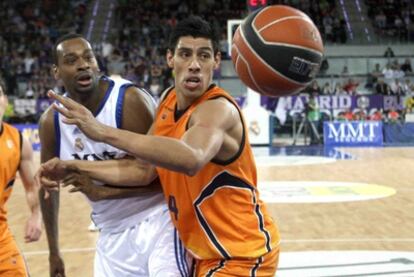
[23,238,414,256]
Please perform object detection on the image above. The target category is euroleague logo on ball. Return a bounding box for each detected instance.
[231,5,324,97]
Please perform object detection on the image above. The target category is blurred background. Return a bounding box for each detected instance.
[2,0,413,146]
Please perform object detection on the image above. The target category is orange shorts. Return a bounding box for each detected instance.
[194,246,279,277]
[0,237,28,277]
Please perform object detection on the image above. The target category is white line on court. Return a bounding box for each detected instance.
[24,238,414,256]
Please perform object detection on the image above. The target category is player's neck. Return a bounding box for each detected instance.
[68,80,107,114]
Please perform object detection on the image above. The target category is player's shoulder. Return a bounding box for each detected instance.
[38,104,55,129]
[123,85,156,111]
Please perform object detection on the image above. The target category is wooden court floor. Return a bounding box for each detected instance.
[6,147,414,276]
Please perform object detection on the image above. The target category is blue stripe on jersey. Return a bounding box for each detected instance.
[54,110,61,157]
[5,178,15,189]
[174,228,186,277]
[206,260,226,277]
[179,237,190,276]
[251,256,263,277]
[194,171,271,259]
[115,84,132,128]
[94,76,114,117]
[180,240,191,276]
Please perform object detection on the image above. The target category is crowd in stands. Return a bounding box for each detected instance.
[301,53,413,122]
[366,0,414,41]
[0,0,413,127]
[0,1,89,98]
[99,0,344,98]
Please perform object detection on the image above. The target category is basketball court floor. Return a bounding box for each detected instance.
[7,145,414,276]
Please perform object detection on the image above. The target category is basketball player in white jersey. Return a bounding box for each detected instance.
[37,34,192,277]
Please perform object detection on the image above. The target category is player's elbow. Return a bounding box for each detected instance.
[181,152,205,176]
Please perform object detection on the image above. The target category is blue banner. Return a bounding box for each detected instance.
[13,124,40,151]
[323,121,383,146]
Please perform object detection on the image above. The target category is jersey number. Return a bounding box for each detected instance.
[168,195,179,220]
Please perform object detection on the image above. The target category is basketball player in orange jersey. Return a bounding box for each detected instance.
[37,34,192,277]
[0,79,42,276]
[45,17,280,276]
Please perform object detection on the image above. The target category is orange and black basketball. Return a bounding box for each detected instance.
[231,5,324,97]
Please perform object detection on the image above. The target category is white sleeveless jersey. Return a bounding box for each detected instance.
[55,76,166,232]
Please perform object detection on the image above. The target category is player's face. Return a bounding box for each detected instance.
[167,36,220,102]
[54,38,100,95]
[0,86,8,121]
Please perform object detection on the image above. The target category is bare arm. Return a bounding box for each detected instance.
[19,135,42,242]
[38,107,66,276]
[61,171,161,201]
[50,91,239,176]
[65,157,157,187]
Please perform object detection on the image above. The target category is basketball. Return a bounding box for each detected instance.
[231,5,324,97]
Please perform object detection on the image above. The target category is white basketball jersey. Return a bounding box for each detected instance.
[56,76,165,232]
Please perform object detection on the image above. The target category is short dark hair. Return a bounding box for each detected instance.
[168,16,219,54]
[53,33,86,64]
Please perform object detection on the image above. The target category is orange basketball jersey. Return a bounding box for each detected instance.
[0,123,21,243]
[154,85,280,259]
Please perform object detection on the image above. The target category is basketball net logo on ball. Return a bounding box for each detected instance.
[231,5,324,97]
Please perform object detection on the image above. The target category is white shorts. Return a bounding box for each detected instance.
[94,208,193,277]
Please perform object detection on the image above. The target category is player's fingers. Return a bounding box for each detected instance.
[43,189,50,200]
[62,173,80,185]
[40,176,59,188]
[48,90,78,110]
[61,117,81,126]
[68,187,81,193]
[52,103,73,119]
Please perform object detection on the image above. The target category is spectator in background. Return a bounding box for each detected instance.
[387,108,400,122]
[343,78,359,95]
[319,58,329,75]
[405,94,414,114]
[382,63,395,81]
[306,92,321,144]
[107,49,125,76]
[333,83,346,95]
[401,58,412,74]
[341,65,349,78]
[343,109,354,121]
[321,82,332,94]
[376,79,391,95]
[366,63,383,89]
[391,79,405,96]
[384,47,395,57]
[101,39,113,59]
[307,80,321,95]
[393,64,405,80]
[402,79,413,95]
[370,109,383,121]
[353,109,367,121]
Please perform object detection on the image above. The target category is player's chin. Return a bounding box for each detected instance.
[75,84,94,93]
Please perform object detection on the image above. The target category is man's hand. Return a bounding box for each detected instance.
[49,254,66,277]
[48,90,106,142]
[62,172,102,202]
[24,211,42,243]
[35,157,72,199]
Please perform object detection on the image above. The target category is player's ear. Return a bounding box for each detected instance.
[52,64,59,80]
[214,51,221,70]
[166,49,174,68]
